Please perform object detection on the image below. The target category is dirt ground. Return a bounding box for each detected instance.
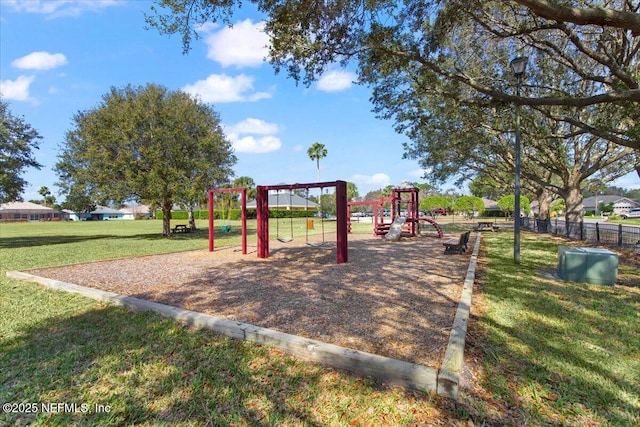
[27,232,473,369]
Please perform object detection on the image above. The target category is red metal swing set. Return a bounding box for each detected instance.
[256,180,348,264]
[207,187,248,254]
[207,180,349,264]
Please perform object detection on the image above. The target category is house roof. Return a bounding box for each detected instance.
[0,201,59,212]
[247,192,318,209]
[92,205,124,214]
[582,195,639,209]
[482,198,500,210]
[119,205,150,214]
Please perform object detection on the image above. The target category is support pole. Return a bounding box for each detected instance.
[514,74,522,264]
[208,190,215,252]
[241,189,247,254]
[257,186,269,259]
[335,180,348,264]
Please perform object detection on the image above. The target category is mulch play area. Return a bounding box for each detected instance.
[27,232,473,369]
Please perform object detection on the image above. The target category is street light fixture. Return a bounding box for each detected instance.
[510,56,528,264]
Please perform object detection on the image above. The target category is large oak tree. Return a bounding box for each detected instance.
[55,83,236,236]
[0,98,43,203]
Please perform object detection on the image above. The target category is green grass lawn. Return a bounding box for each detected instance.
[472,233,639,426]
[1,220,638,425]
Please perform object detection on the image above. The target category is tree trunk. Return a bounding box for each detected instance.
[162,198,173,237]
[536,188,554,220]
[188,205,196,231]
[564,186,584,224]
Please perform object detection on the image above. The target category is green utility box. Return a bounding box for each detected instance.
[557,246,618,286]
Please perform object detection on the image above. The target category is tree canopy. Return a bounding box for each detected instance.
[55,83,236,236]
[147,1,638,143]
[498,195,532,217]
[146,0,639,222]
[0,98,43,203]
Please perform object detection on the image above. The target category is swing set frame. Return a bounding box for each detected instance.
[207,187,247,254]
[256,180,348,264]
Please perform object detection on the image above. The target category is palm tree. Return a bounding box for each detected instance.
[307,142,327,182]
[307,142,328,216]
[38,186,51,207]
[232,176,256,204]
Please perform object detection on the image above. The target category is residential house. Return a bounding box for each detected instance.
[67,205,126,221]
[119,204,152,220]
[582,195,640,216]
[0,201,68,222]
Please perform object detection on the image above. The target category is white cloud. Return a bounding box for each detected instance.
[350,173,391,190]
[196,22,219,33]
[317,70,357,92]
[5,0,119,18]
[12,51,67,70]
[231,135,282,153]
[0,75,35,101]
[181,73,272,103]
[205,19,269,68]
[225,118,283,153]
[226,118,281,135]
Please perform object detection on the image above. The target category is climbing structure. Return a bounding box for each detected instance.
[368,181,443,239]
[418,217,444,238]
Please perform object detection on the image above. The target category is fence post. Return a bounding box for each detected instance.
[618,224,623,247]
[580,221,584,241]
[596,222,600,243]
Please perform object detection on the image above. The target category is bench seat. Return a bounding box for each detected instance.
[443,231,471,254]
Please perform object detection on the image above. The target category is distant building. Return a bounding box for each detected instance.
[119,205,152,220]
[247,189,319,211]
[482,198,501,214]
[0,201,68,222]
[582,195,640,216]
[66,205,125,221]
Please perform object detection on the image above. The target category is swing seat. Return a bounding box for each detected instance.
[277,237,293,243]
[306,241,328,248]
[221,225,231,233]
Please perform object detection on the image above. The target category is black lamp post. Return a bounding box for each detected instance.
[510,56,528,264]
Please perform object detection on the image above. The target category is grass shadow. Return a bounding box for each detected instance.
[0,303,331,426]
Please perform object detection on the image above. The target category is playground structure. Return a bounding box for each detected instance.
[347,181,442,239]
[256,180,348,264]
[208,187,248,254]
[346,199,383,235]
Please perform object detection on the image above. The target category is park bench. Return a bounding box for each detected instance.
[172,224,190,234]
[443,230,471,254]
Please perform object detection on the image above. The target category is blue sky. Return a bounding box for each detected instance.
[1,1,637,204]
[0,0,430,202]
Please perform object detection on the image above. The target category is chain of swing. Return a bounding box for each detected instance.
[274,188,325,246]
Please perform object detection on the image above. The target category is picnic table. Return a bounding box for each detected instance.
[172,224,190,234]
[475,221,495,231]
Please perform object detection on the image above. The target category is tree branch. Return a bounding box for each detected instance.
[513,0,640,35]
